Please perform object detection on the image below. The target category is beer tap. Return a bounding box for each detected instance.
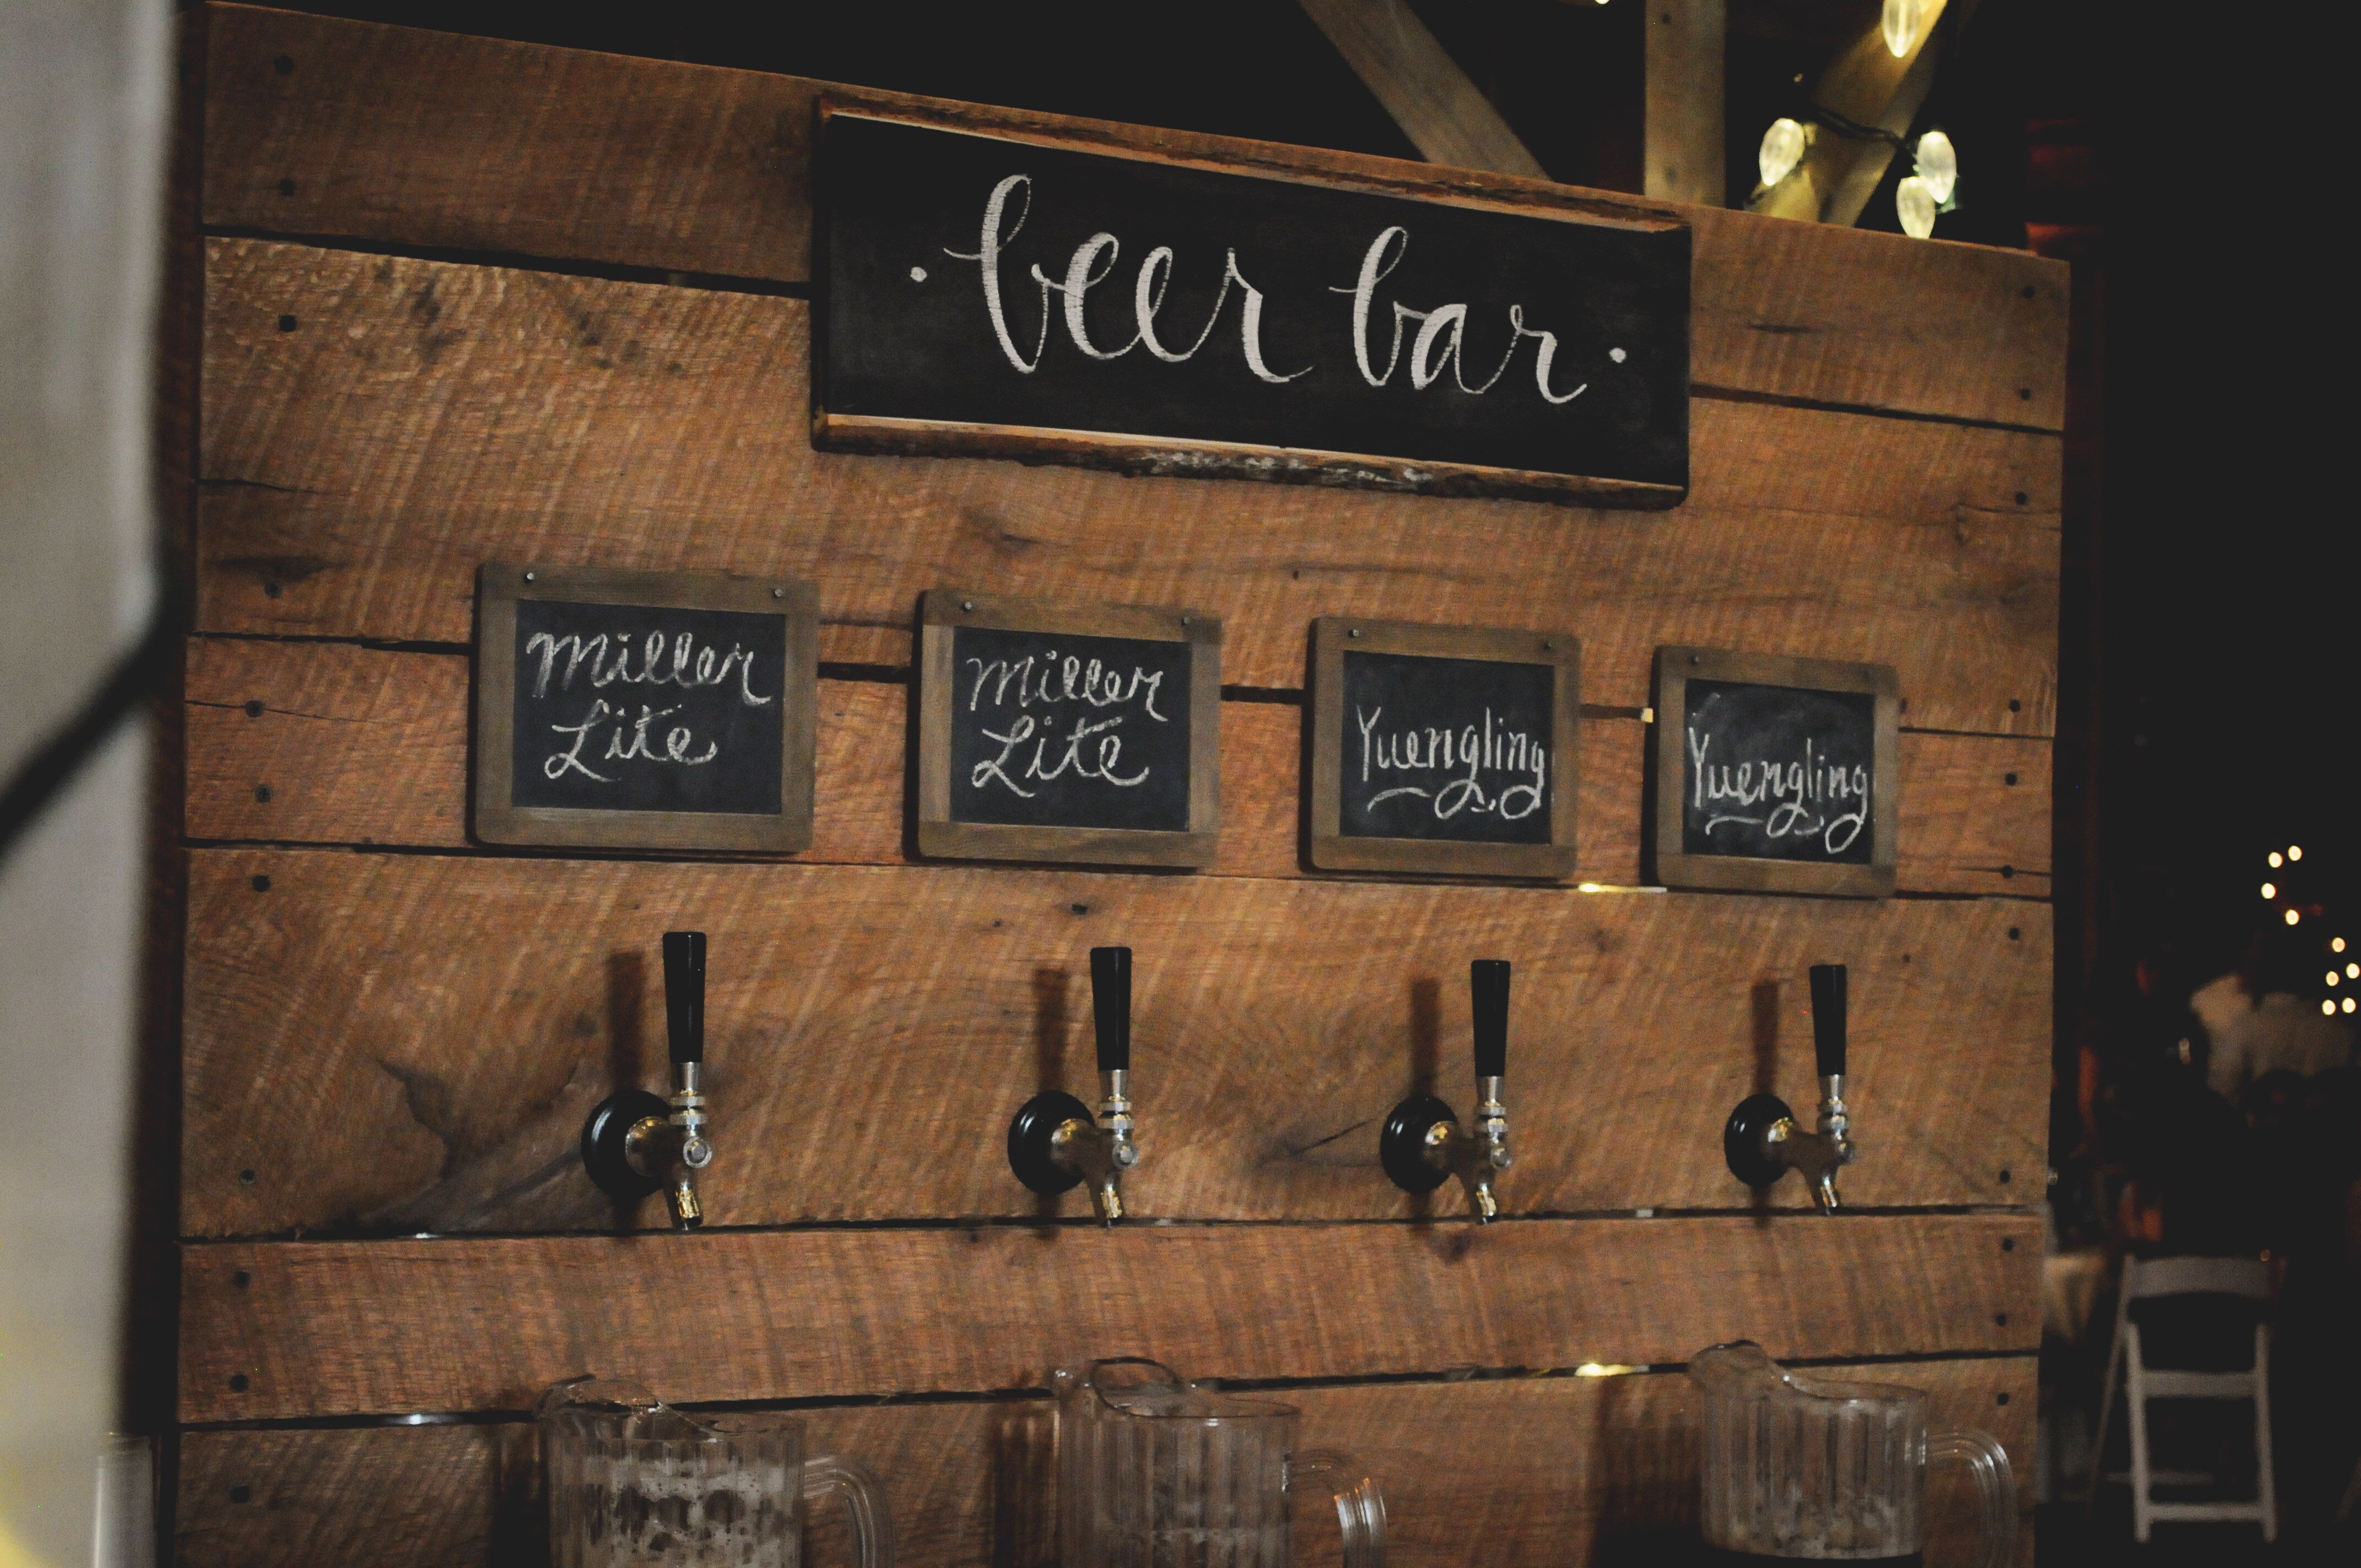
[1008,946,1139,1225]
[1381,960,1515,1223]
[1724,964,1857,1213]
[581,931,715,1231]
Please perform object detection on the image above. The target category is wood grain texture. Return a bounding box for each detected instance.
[199,5,2066,428]
[181,848,2048,1237]
[175,1357,2034,1567]
[179,1214,2039,1420]
[194,239,2061,733]
[183,637,2052,895]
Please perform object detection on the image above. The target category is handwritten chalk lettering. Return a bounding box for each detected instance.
[523,626,771,788]
[961,645,1167,800]
[1335,649,1555,848]
[507,598,790,819]
[1681,675,1879,864]
[1684,726,1870,857]
[944,625,1194,835]
[1355,704,1546,822]
[822,114,1691,494]
[942,177,1607,404]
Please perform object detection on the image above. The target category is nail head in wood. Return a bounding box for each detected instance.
[243,700,264,717]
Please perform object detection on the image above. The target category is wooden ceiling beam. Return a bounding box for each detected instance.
[1297,0,1548,178]
[1645,0,1727,206]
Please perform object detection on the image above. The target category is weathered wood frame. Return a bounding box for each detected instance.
[471,564,818,852]
[1649,644,1901,897]
[1308,617,1581,878]
[917,589,1222,867]
[812,100,1690,509]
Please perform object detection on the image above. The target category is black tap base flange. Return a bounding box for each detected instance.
[1008,1091,1094,1195]
[1380,1095,1459,1195]
[1724,1093,1797,1190]
[583,1088,670,1203]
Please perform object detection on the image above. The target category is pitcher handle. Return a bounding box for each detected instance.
[1927,1428,2016,1568]
[1288,1448,1388,1568]
[802,1452,896,1568]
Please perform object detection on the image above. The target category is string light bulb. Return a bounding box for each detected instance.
[1896,176,1938,238]
[2286,908,2302,926]
[2330,971,2342,988]
[2337,938,2349,954]
[2346,998,2355,1014]
[2262,882,2278,900]
[2289,845,2304,861]
[2347,962,2357,978]
[2326,1000,2338,1017]
[1882,0,1923,57]
[2269,851,2284,868]
[1913,130,1959,204]
[1759,118,1807,188]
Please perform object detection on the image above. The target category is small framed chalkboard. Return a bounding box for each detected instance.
[1309,618,1580,879]
[918,590,1221,867]
[1649,646,1900,897]
[472,565,818,853]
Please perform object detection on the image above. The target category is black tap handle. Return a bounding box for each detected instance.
[663,931,706,1065]
[1471,960,1510,1078]
[1809,963,1847,1078]
[1091,946,1131,1073]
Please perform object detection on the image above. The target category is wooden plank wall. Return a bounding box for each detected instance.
[165,7,2064,1564]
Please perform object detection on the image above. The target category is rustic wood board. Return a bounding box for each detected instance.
[198,4,2067,429]
[181,849,2049,1235]
[193,239,2061,734]
[179,1213,2039,1421]
[176,1357,2034,1567]
[184,640,2051,895]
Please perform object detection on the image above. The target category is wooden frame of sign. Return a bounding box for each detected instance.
[1308,618,1581,879]
[917,590,1222,868]
[472,564,818,853]
[812,100,1690,509]
[1648,646,1900,898]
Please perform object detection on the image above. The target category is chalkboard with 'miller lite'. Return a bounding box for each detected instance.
[918,590,1222,868]
[815,104,1690,508]
[472,565,818,852]
[1309,618,1581,879]
[1649,646,1900,897]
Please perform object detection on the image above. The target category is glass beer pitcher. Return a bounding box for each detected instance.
[1689,1343,2015,1566]
[1055,1359,1386,1567]
[538,1377,894,1568]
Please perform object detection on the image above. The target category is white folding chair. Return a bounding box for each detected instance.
[2087,1255,2276,1542]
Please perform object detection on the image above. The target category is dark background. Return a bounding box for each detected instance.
[245,0,2357,1051]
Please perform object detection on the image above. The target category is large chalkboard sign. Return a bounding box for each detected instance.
[816,104,1690,508]
[1309,618,1580,878]
[918,590,1221,867]
[1649,646,1899,897]
[472,566,817,852]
